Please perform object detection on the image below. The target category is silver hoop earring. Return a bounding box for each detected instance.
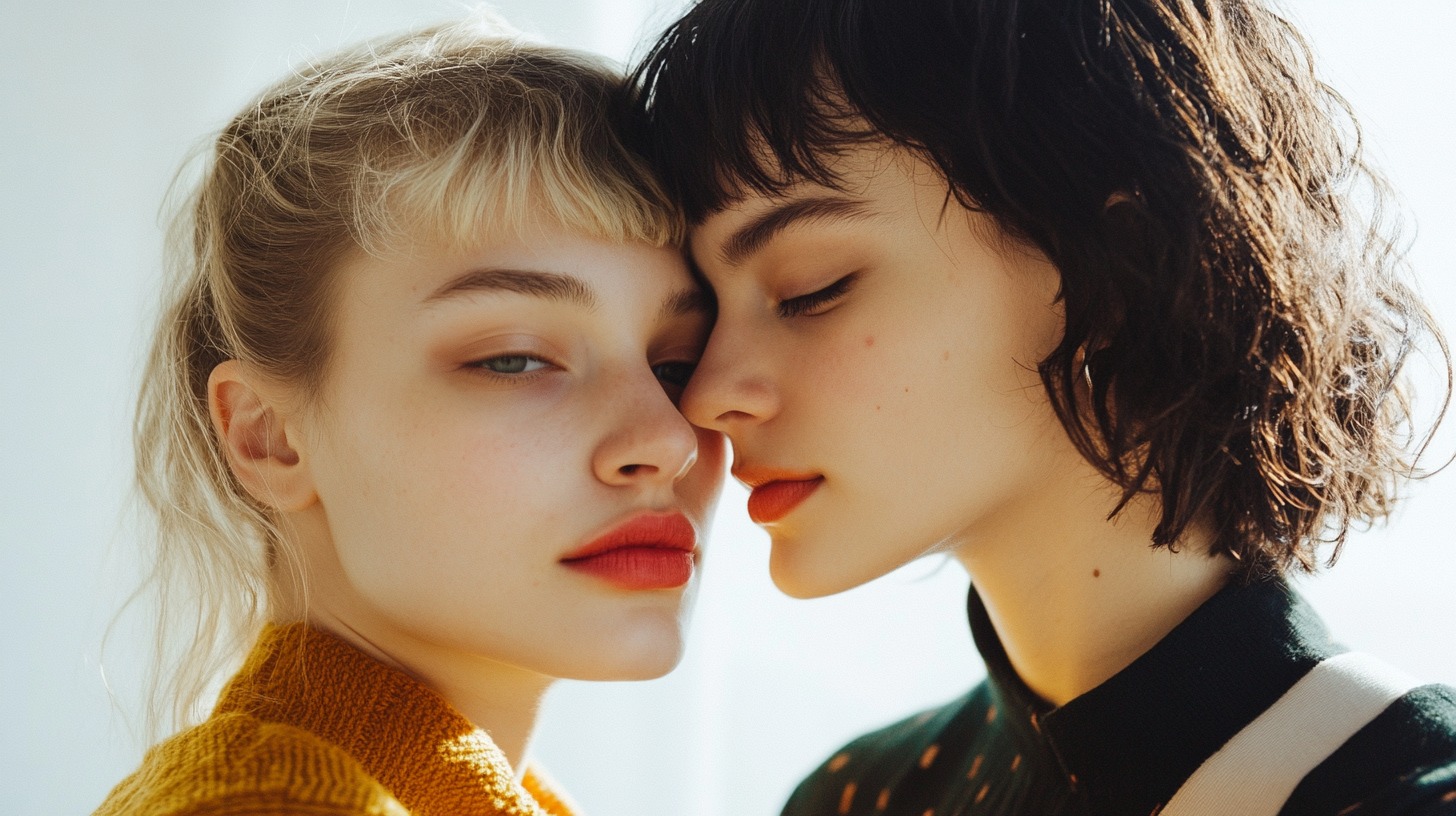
[1081,346,1114,392]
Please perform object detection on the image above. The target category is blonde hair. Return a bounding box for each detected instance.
[130,15,683,736]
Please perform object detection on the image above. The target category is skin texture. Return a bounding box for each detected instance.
[209,215,724,768]
[684,144,1231,705]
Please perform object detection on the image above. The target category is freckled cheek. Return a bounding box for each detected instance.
[795,332,887,404]
[802,330,942,417]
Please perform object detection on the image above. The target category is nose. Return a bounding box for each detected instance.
[593,366,701,488]
[680,317,781,433]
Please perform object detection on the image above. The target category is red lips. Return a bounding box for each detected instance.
[735,467,824,524]
[559,512,697,590]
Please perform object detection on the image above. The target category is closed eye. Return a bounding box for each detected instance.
[777,273,858,319]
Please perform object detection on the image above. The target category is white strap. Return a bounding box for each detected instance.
[1161,652,1422,816]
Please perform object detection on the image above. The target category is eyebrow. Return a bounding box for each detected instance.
[424,268,598,308]
[661,287,714,320]
[719,195,876,266]
[423,265,710,321]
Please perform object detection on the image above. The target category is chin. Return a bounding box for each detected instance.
[768,528,929,600]
[768,542,862,600]
[556,607,689,681]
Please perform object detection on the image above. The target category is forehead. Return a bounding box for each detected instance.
[333,220,695,319]
[689,143,949,265]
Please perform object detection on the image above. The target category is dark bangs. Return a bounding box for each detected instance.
[628,1,888,223]
[627,0,1138,228]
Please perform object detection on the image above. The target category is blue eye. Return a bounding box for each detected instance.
[777,272,859,318]
[475,354,549,375]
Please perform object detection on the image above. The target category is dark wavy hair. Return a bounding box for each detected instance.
[629,0,1450,578]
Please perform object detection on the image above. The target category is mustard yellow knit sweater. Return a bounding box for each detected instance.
[94,623,578,816]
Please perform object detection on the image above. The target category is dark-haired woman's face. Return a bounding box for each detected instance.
[683,144,1095,598]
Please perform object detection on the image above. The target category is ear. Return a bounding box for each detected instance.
[207,360,317,512]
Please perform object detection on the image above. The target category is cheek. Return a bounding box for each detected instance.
[313,410,577,618]
[310,386,583,558]
[810,293,1061,463]
[405,413,586,514]
[923,271,1061,400]
[795,309,965,421]
[793,328,896,405]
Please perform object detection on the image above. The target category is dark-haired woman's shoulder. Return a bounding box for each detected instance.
[779,676,1456,816]
[1339,758,1456,815]
[1294,683,1456,816]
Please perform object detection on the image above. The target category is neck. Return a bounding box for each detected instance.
[954,474,1232,707]
[273,512,553,773]
[309,610,554,773]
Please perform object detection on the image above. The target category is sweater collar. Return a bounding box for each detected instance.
[213,622,571,816]
[968,576,1342,815]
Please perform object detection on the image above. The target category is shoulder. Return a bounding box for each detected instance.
[93,713,408,816]
[781,683,991,816]
[1286,684,1456,816]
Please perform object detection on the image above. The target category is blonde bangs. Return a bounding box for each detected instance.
[335,28,685,255]
[364,123,685,256]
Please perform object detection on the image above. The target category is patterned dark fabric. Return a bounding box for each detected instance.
[782,579,1456,816]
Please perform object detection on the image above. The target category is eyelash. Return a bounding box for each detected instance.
[468,354,699,398]
[777,273,858,319]
[468,353,555,382]
[652,360,697,387]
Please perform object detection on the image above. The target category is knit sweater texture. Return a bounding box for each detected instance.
[94,623,577,816]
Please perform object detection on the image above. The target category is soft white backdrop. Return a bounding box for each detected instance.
[1,1,1451,815]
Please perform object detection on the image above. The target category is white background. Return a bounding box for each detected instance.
[1,1,1451,814]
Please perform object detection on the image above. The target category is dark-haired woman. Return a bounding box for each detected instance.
[629,0,1456,813]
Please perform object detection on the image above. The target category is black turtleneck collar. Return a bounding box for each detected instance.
[782,576,1456,816]
[969,577,1339,814]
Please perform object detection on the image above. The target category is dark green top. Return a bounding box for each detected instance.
[782,578,1456,815]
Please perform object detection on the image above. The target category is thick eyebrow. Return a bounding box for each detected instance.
[423,268,597,309]
[719,195,876,266]
[661,287,714,320]
[423,266,709,322]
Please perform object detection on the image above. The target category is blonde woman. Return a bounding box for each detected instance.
[96,17,722,815]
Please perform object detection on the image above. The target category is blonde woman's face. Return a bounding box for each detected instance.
[292,215,724,682]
